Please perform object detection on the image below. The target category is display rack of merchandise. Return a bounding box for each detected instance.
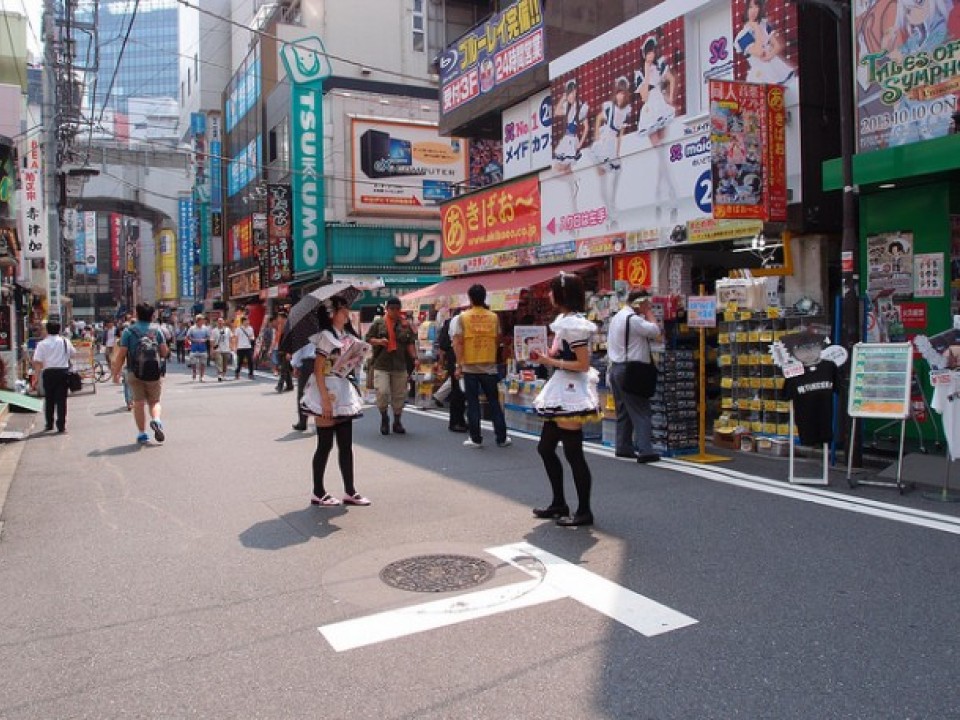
[651,348,698,456]
[715,311,825,439]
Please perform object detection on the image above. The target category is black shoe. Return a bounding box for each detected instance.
[615,451,637,459]
[380,414,390,435]
[292,422,307,431]
[636,453,661,464]
[557,512,594,527]
[532,504,569,519]
[43,424,53,432]
[392,419,406,434]
[449,424,468,433]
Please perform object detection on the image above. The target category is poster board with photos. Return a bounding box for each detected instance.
[847,342,913,419]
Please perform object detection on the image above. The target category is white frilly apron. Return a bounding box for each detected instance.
[533,314,601,420]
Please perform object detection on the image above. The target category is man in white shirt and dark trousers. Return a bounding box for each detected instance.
[291,341,316,431]
[606,290,661,462]
[31,320,77,433]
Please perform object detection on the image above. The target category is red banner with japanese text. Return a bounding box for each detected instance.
[441,176,540,260]
[110,213,121,273]
[709,80,787,222]
[612,252,652,288]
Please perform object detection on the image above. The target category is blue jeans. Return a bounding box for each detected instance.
[464,373,507,444]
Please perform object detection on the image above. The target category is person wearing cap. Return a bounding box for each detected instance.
[365,296,418,435]
[606,290,661,463]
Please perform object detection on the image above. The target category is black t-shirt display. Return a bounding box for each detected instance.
[783,362,839,446]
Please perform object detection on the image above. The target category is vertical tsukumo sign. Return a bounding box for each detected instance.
[280,37,332,276]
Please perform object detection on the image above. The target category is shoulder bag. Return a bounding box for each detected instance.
[63,338,83,392]
[622,315,657,398]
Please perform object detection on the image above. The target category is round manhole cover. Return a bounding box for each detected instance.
[379,554,496,593]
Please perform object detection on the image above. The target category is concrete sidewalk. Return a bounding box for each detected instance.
[410,404,960,519]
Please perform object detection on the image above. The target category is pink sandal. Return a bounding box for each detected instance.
[342,493,371,506]
[311,494,342,507]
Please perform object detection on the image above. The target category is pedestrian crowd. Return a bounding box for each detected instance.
[32,272,661,528]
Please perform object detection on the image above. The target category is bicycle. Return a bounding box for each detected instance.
[93,360,110,383]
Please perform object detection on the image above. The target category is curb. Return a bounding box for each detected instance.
[0,410,33,539]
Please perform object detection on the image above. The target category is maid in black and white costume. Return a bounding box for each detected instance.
[734,0,796,85]
[300,296,371,508]
[529,273,601,528]
[592,76,632,227]
[634,37,676,140]
[553,79,590,167]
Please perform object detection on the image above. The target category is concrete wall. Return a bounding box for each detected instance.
[274,0,435,89]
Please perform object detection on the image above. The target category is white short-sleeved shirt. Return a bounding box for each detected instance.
[33,335,76,369]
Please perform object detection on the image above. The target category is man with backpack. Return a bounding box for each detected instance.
[111,302,170,445]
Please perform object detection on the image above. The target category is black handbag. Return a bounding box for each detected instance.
[622,316,657,398]
[62,338,83,392]
[67,370,83,393]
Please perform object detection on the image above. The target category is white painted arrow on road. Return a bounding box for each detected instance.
[319,542,697,652]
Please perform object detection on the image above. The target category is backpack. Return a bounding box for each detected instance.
[128,325,163,381]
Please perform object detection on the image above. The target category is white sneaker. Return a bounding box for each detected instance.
[463,438,483,448]
[497,437,513,447]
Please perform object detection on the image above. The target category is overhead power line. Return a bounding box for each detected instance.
[173,0,437,86]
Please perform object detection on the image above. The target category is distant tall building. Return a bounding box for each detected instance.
[91,0,179,115]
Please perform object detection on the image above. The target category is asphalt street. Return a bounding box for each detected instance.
[1,362,959,719]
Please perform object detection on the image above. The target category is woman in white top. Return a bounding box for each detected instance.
[529,273,601,527]
[299,296,371,508]
[232,316,256,380]
[31,320,77,433]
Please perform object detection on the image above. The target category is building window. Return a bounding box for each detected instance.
[194,53,199,81]
[268,128,278,163]
[412,0,425,52]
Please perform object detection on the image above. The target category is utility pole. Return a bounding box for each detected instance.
[42,0,61,321]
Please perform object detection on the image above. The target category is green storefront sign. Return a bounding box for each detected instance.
[280,37,332,276]
[326,224,443,303]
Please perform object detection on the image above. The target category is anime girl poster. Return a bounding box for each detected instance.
[854,0,959,151]
[731,0,799,88]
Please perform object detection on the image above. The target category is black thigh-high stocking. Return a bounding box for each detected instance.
[561,428,592,516]
[335,421,355,496]
[313,422,356,497]
[537,421,566,507]
[313,426,335,498]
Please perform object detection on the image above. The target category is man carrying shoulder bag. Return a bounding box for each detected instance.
[606,290,661,463]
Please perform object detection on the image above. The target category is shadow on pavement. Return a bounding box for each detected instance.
[239,507,344,550]
[88,444,149,457]
[275,431,313,442]
[94,407,132,416]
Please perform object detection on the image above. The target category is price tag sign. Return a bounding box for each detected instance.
[687,295,717,328]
